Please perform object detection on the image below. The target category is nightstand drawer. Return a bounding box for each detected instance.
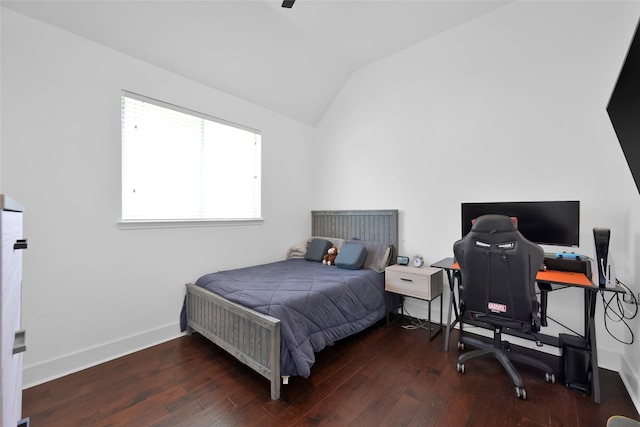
[385,265,443,300]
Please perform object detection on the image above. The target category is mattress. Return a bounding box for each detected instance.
[193,258,386,378]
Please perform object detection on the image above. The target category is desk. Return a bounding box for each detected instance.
[431,257,625,404]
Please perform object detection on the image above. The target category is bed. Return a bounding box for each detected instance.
[182,209,399,400]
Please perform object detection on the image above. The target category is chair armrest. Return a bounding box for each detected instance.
[537,281,552,327]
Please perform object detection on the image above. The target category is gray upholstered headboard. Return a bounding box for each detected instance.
[311,210,399,253]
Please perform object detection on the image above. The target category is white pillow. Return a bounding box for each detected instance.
[286,236,346,260]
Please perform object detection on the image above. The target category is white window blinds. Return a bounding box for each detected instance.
[121,91,261,222]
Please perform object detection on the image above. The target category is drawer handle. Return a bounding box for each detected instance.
[400,277,413,282]
[14,239,28,250]
[13,329,26,355]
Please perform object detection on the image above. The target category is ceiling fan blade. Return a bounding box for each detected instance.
[282,0,295,8]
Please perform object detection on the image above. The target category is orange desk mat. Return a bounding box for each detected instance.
[449,262,593,287]
[536,269,593,287]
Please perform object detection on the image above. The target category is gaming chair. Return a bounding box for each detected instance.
[453,214,555,399]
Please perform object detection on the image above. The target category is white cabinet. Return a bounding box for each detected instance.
[1,195,26,427]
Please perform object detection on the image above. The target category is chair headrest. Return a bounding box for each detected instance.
[470,214,517,233]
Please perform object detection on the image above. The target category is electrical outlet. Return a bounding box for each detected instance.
[622,292,640,305]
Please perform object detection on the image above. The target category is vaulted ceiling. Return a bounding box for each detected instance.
[2,0,511,125]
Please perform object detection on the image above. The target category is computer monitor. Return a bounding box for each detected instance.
[461,201,580,247]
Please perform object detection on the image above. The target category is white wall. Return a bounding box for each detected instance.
[2,1,640,411]
[315,0,640,410]
[0,8,315,387]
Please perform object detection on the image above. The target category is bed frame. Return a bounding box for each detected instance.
[184,209,399,400]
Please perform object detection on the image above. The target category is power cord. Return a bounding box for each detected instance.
[399,304,433,331]
[600,279,637,345]
[535,289,585,338]
[537,282,637,345]
[544,314,583,339]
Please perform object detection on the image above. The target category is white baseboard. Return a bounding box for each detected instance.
[23,313,640,416]
[620,354,640,415]
[22,322,183,389]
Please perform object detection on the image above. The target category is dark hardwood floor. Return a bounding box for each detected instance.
[23,320,639,426]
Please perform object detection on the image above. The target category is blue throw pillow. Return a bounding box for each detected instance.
[335,244,367,270]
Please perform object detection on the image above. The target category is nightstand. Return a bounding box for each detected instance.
[385,264,443,339]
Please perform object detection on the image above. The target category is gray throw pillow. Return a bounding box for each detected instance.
[305,239,332,262]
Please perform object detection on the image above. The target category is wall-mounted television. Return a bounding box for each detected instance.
[607,19,640,194]
[461,201,580,247]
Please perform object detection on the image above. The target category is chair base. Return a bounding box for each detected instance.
[457,329,555,399]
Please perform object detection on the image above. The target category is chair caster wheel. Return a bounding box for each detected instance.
[515,387,527,400]
[456,362,465,374]
[457,341,464,351]
[545,373,556,384]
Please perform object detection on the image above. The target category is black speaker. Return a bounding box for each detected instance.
[559,333,591,395]
[593,227,611,287]
[543,255,592,277]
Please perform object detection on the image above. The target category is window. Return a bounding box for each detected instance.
[121,91,261,224]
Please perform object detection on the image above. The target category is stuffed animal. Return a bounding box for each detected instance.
[322,246,339,265]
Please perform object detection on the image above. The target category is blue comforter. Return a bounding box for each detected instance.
[193,258,386,378]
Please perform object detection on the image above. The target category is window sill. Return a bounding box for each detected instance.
[117,218,264,230]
